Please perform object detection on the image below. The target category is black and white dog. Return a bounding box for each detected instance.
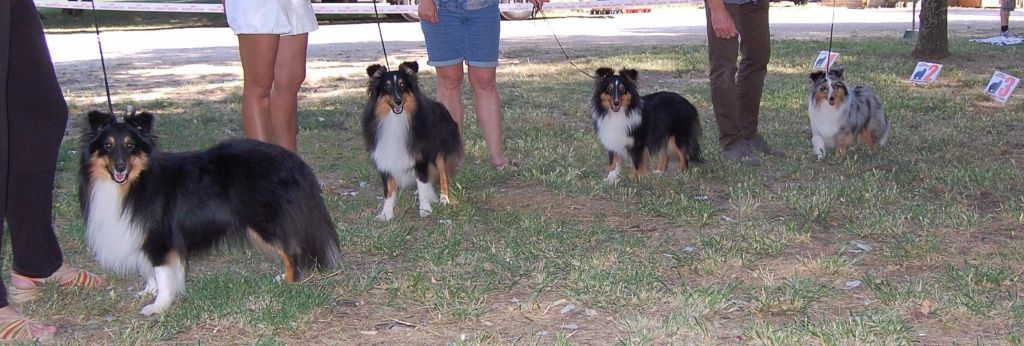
[591,67,703,184]
[362,61,464,221]
[80,111,341,315]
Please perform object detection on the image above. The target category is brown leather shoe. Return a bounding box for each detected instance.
[722,142,761,166]
[747,135,786,158]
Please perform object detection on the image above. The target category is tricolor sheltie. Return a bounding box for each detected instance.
[362,61,463,221]
[591,67,703,184]
[808,65,891,160]
[80,111,341,315]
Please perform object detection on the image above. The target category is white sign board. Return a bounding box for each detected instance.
[813,51,840,71]
[985,71,1019,103]
[910,62,943,84]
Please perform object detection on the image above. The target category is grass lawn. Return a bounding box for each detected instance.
[16,32,1024,344]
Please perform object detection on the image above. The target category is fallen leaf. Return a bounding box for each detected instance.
[920,299,933,316]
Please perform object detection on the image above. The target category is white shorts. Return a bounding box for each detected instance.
[225,0,318,36]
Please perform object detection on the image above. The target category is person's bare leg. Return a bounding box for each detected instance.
[434,64,466,130]
[1001,9,1010,27]
[268,33,308,152]
[237,34,280,143]
[468,66,508,167]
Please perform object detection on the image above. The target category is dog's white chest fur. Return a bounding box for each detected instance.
[372,113,416,187]
[595,109,642,157]
[85,181,151,275]
[808,102,848,144]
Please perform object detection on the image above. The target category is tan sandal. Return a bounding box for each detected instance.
[9,264,104,304]
[0,314,55,342]
[493,159,520,171]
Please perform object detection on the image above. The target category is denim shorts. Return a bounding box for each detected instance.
[420,1,500,68]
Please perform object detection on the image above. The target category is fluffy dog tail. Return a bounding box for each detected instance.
[875,112,891,148]
[681,100,705,164]
[285,166,343,273]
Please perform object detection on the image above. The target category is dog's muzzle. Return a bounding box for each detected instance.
[112,162,129,184]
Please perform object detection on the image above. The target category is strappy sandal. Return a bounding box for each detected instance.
[493,159,520,171]
[9,264,104,304]
[0,314,55,342]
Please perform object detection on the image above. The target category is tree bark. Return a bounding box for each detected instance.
[913,0,949,59]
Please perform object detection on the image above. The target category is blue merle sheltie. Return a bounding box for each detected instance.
[808,65,891,160]
[591,67,703,184]
[79,110,341,315]
[362,61,463,221]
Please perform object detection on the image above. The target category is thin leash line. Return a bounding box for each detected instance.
[536,9,596,79]
[826,0,835,70]
[90,0,115,114]
[371,0,391,70]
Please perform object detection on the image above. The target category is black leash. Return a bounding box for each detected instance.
[825,0,836,70]
[89,0,115,115]
[536,9,597,79]
[371,0,391,70]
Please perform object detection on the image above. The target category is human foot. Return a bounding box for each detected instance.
[10,264,104,303]
[0,306,55,342]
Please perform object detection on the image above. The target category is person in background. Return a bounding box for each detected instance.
[1,0,105,341]
[1001,0,1015,37]
[224,0,318,152]
[417,0,547,170]
[704,0,785,165]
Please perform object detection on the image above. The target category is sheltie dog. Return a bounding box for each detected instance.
[362,61,463,221]
[808,65,891,160]
[591,67,703,184]
[80,111,341,315]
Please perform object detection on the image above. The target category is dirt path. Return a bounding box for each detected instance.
[45,6,1018,106]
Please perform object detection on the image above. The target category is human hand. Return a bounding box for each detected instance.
[418,0,438,23]
[707,0,737,39]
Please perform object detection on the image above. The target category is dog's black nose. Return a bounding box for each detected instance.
[114,160,127,172]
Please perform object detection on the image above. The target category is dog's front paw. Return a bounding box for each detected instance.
[419,206,433,218]
[603,173,620,185]
[140,302,170,316]
[439,194,450,205]
[136,287,157,298]
[376,209,394,222]
[652,170,664,176]
[136,278,158,298]
[814,148,826,161]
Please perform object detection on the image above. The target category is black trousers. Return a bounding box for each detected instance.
[0,0,69,308]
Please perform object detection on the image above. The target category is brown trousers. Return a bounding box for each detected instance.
[0,0,69,308]
[705,0,771,149]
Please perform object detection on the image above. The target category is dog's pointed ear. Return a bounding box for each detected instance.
[809,71,826,83]
[125,111,155,135]
[399,61,419,75]
[595,67,614,80]
[619,68,638,82]
[367,64,387,79]
[87,110,115,131]
[827,65,844,80]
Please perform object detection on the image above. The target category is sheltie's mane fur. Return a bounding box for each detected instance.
[590,67,703,184]
[79,111,341,315]
[361,61,464,221]
[807,65,891,160]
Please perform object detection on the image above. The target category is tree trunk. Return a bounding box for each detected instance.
[913,0,949,59]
